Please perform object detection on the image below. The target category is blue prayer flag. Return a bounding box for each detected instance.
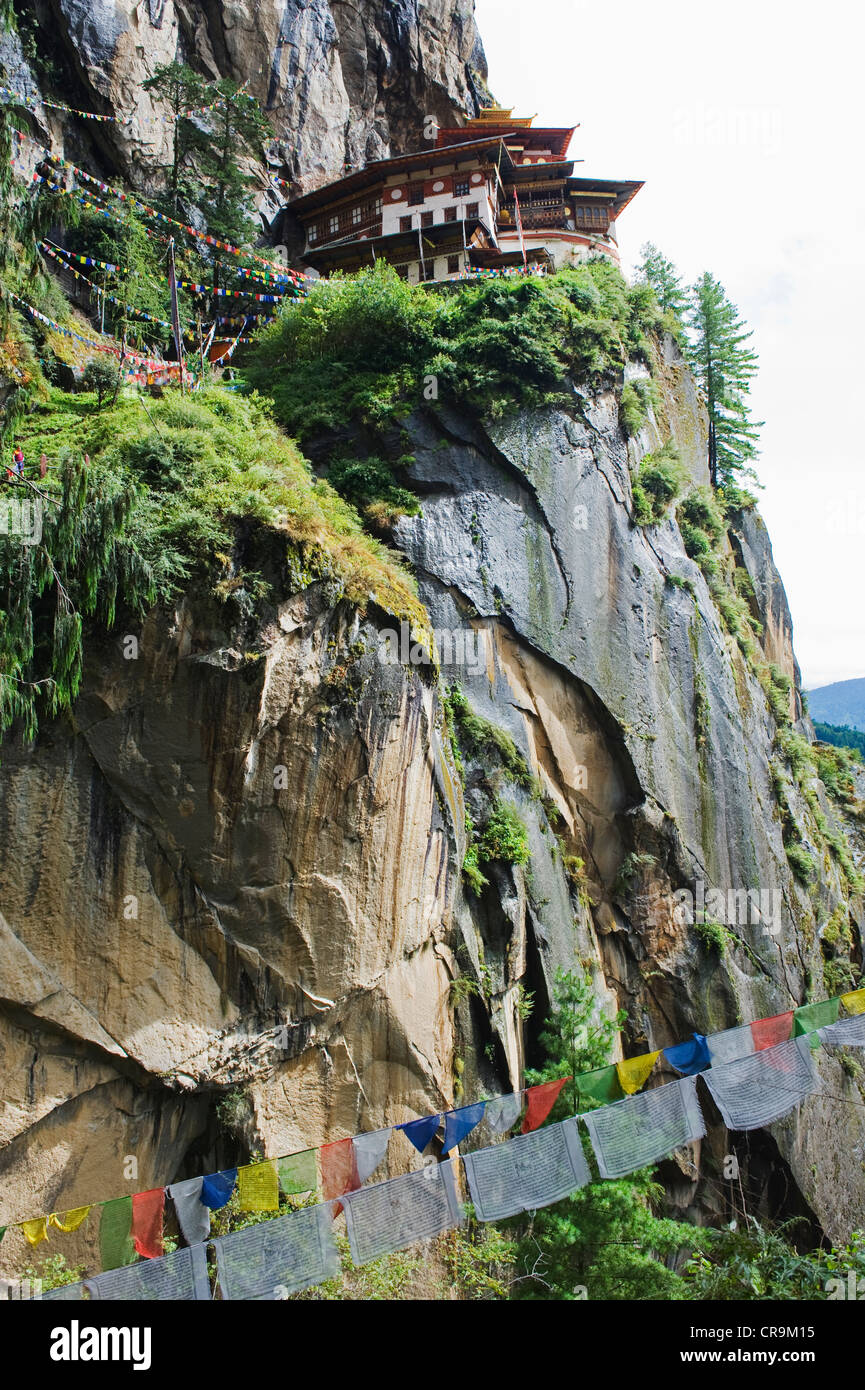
[663,1034,710,1076]
[441,1102,486,1154]
[200,1168,238,1210]
[397,1114,441,1153]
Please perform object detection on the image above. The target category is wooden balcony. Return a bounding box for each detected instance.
[306,215,382,251]
[497,203,611,234]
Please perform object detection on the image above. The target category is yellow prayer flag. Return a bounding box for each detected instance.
[237,1160,279,1211]
[21,1217,48,1247]
[49,1206,91,1233]
[616,1050,661,1095]
[841,988,865,1016]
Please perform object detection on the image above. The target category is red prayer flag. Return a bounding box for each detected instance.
[521,1078,569,1133]
[320,1138,360,1215]
[751,1010,794,1051]
[131,1188,164,1259]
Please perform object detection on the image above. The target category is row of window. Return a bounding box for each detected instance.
[408,178,474,204]
[395,255,461,280]
[307,198,383,244]
[398,203,480,232]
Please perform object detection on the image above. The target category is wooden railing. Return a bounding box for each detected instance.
[307,216,383,250]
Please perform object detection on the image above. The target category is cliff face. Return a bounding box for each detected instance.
[10,0,486,200]
[1,2,864,1283]
[1,332,863,1278]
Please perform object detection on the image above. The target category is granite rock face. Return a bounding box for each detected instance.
[1,336,862,1278]
[11,0,486,207]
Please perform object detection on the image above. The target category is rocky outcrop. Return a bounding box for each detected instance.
[7,0,486,208]
[1,336,863,1279]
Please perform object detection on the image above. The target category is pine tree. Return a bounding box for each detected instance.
[513,967,705,1300]
[687,272,762,489]
[196,80,271,251]
[637,241,687,321]
[141,62,208,217]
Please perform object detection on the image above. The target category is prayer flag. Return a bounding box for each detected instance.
[87,1244,209,1301]
[574,1065,623,1107]
[48,1207,91,1234]
[522,1078,568,1133]
[21,1218,48,1247]
[237,1160,279,1212]
[751,1010,794,1051]
[583,1076,706,1179]
[397,1114,441,1153]
[463,1118,590,1221]
[818,1014,865,1048]
[706,1022,753,1066]
[842,988,865,1016]
[342,1160,463,1266]
[132,1189,164,1259]
[793,998,840,1049]
[352,1130,391,1183]
[616,1050,661,1095]
[442,1102,486,1154]
[320,1138,360,1210]
[200,1168,237,1211]
[167,1178,210,1246]
[214,1202,339,1300]
[278,1149,317,1196]
[100,1197,137,1270]
[702,1037,816,1130]
[663,1034,710,1076]
[484,1093,523,1133]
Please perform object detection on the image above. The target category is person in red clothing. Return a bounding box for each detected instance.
[12,445,25,477]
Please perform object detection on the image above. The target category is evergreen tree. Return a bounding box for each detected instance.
[687,272,762,489]
[513,967,705,1299]
[637,241,687,321]
[141,62,207,217]
[196,79,271,251]
[0,453,154,743]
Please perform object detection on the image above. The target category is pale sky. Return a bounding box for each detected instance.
[475,0,864,690]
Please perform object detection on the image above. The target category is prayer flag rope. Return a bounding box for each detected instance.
[6,987,864,1268]
[13,127,304,283]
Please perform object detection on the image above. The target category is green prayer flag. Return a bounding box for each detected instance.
[278,1149,317,1196]
[574,1064,624,1107]
[0,1226,5,1244]
[793,998,841,1049]
[100,1197,137,1271]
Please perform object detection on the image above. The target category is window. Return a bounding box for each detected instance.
[352,206,362,225]
[328,215,339,235]
[372,197,382,216]
[395,264,410,280]
[453,177,470,198]
[421,210,434,228]
[308,223,318,243]
[444,205,457,222]
[447,255,460,275]
[408,183,425,205]
[399,215,413,233]
[466,202,479,219]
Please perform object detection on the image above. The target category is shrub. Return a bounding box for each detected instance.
[786,843,815,884]
[632,440,685,525]
[444,685,535,790]
[476,800,530,867]
[81,357,117,407]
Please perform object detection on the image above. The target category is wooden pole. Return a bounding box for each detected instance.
[167,237,185,394]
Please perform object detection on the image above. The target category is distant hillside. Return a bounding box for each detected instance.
[807,677,865,731]
[814,722,865,757]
